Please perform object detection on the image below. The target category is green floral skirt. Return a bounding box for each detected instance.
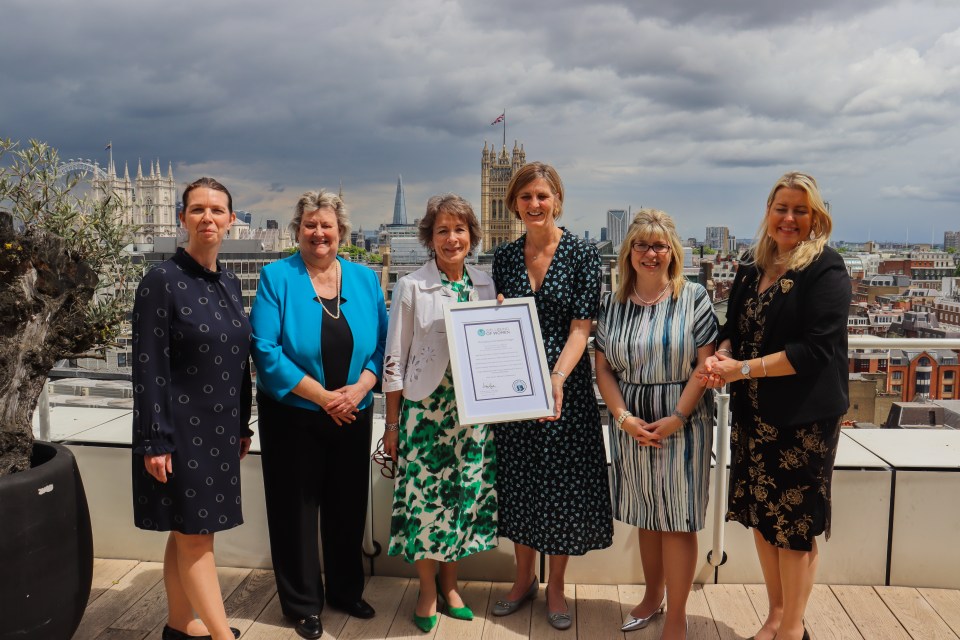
[388,369,498,562]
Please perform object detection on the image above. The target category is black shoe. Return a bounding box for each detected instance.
[287,614,322,640]
[161,625,241,639]
[326,598,375,619]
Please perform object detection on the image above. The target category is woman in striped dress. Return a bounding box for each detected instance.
[595,209,717,640]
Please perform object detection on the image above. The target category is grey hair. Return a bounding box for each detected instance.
[290,189,351,243]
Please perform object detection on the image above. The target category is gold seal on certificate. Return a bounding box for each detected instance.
[443,297,553,425]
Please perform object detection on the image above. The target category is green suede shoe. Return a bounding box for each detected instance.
[413,613,438,632]
[436,577,474,621]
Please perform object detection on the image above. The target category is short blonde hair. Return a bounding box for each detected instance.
[615,209,687,304]
[290,189,350,244]
[749,171,832,273]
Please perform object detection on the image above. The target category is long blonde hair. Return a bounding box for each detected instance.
[749,171,832,273]
[615,209,687,304]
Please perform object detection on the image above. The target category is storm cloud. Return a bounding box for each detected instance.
[2,0,960,242]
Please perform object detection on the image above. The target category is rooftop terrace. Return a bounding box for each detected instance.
[79,560,960,639]
[31,336,960,638]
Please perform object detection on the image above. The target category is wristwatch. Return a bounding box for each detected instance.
[740,361,752,380]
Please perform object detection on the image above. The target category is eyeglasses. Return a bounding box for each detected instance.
[372,438,396,480]
[631,242,671,254]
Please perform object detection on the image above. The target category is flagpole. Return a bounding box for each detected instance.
[502,108,506,149]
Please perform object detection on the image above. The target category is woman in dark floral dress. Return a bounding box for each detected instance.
[491,162,613,631]
[383,194,498,632]
[702,172,850,640]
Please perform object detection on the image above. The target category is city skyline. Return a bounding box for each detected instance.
[3,1,960,243]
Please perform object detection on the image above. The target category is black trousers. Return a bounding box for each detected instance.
[258,391,371,618]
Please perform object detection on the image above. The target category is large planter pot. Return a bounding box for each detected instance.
[0,442,94,640]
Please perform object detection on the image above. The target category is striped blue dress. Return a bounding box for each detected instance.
[595,282,718,532]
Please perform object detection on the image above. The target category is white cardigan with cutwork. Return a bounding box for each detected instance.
[382,260,496,401]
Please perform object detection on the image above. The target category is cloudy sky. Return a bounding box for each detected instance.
[3,0,960,244]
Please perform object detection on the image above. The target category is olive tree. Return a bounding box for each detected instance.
[0,138,138,476]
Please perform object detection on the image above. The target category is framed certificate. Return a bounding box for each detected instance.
[443,297,554,426]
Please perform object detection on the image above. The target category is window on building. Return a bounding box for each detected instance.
[915,368,932,397]
[892,371,902,380]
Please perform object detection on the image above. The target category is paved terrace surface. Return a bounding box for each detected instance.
[79,559,960,640]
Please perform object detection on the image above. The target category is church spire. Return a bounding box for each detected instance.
[137,158,143,179]
[107,141,115,177]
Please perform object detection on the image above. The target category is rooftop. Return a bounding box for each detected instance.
[80,560,960,639]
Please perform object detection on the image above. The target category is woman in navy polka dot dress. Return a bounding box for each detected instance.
[490,162,613,631]
[132,177,252,640]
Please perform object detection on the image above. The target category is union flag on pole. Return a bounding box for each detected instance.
[104,142,112,150]
[491,112,505,125]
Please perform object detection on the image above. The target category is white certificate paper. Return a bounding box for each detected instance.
[444,297,553,425]
[463,319,534,401]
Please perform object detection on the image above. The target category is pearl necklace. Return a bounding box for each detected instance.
[634,281,670,306]
[308,260,341,320]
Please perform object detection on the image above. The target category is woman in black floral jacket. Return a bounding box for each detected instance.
[703,171,851,640]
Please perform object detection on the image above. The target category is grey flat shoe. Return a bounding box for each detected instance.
[492,578,538,616]
[547,610,573,631]
[620,600,665,632]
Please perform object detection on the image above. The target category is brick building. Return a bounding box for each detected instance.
[886,349,959,401]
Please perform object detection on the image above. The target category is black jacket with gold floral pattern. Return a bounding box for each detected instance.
[719,246,851,425]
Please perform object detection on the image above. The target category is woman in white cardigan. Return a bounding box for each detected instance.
[382,194,497,632]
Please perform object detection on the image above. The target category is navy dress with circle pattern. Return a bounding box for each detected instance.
[492,229,613,555]
[131,247,253,535]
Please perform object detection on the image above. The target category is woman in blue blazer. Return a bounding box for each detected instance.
[250,189,387,640]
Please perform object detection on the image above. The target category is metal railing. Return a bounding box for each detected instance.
[848,336,960,350]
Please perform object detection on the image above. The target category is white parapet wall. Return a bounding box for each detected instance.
[62,420,959,588]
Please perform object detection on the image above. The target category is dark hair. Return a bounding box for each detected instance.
[182,177,233,214]
[418,194,482,254]
[505,161,564,220]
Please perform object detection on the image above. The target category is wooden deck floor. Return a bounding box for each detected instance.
[78,559,960,640]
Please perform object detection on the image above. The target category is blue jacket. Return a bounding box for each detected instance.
[250,253,387,411]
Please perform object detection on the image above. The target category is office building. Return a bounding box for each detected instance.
[607,209,628,251]
[705,226,730,252]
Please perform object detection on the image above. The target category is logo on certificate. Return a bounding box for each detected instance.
[477,329,486,336]
[512,379,527,393]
